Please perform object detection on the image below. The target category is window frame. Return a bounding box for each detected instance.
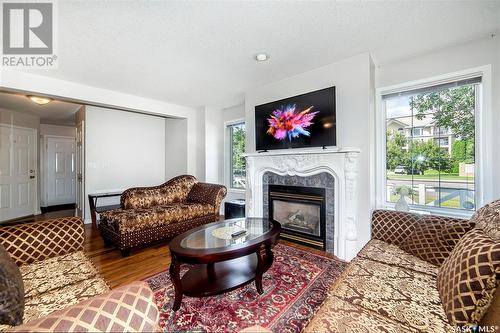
[224,119,246,193]
[411,127,423,137]
[375,66,492,219]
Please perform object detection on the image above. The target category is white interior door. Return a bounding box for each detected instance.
[0,125,37,222]
[46,137,76,206]
[75,122,84,217]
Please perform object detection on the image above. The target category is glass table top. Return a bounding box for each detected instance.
[180,218,273,250]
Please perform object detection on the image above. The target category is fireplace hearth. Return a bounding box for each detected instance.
[269,185,326,250]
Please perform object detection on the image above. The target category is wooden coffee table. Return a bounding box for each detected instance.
[168,218,281,311]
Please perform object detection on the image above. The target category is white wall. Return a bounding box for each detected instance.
[0,108,40,128]
[165,118,188,181]
[245,52,375,251]
[84,106,166,220]
[204,106,223,184]
[39,124,76,137]
[377,35,500,202]
[196,106,207,181]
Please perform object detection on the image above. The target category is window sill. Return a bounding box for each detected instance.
[227,188,246,195]
[379,203,474,220]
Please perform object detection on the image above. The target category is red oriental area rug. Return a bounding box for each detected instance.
[144,244,346,332]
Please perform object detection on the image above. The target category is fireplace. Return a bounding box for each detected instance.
[269,184,326,250]
[246,149,360,260]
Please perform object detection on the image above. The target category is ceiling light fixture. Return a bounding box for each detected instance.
[255,53,269,62]
[28,95,53,105]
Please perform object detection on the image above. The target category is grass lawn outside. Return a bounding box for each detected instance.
[387,170,474,182]
[389,193,463,209]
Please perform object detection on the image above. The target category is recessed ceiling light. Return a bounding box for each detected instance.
[255,53,269,62]
[28,95,53,105]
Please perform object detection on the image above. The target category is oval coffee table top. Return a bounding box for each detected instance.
[169,218,281,262]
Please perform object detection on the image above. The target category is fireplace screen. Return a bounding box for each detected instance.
[272,200,321,237]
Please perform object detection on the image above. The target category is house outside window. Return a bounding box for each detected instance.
[411,127,423,137]
[227,122,246,190]
[382,76,480,214]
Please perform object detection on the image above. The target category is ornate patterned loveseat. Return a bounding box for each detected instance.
[0,217,159,332]
[305,202,499,332]
[99,175,227,256]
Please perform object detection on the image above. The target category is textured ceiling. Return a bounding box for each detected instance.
[21,1,500,108]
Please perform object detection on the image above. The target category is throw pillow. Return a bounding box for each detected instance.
[0,244,24,326]
[186,182,222,206]
[436,200,500,327]
[400,216,474,266]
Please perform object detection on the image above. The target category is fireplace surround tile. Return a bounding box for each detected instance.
[263,171,335,253]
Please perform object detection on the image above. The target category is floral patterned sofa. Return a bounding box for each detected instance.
[304,202,499,333]
[0,217,159,332]
[99,175,227,256]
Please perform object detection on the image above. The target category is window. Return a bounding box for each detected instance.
[227,122,246,189]
[411,127,423,137]
[434,137,449,146]
[383,76,480,213]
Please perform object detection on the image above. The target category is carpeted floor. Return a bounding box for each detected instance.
[144,244,347,332]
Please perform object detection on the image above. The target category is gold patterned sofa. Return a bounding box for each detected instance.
[305,204,499,333]
[99,175,227,256]
[0,217,159,332]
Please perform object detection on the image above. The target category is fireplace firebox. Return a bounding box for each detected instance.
[268,184,326,250]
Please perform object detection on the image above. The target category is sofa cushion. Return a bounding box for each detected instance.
[304,294,418,333]
[400,216,474,266]
[121,175,197,209]
[0,217,84,266]
[436,228,499,326]
[371,210,420,247]
[330,257,452,333]
[8,282,158,333]
[101,203,215,234]
[0,250,110,332]
[21,276,110,327]
[470,199,500,241]
[0,245,24,326]
[20,251,101,299]
[358,239,438,276]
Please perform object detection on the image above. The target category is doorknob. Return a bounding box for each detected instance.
[30,176,35,179]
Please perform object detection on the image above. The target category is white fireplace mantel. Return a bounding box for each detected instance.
[244,147,360,261]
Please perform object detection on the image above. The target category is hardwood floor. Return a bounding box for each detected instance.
[4,209,342,289]
[84,224,342,288]
[85,224,172,288]
[1,209,76,226]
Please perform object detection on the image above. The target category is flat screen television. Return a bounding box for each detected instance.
[255,86,336,151]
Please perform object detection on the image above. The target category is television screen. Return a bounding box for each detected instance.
[255,86,336,151]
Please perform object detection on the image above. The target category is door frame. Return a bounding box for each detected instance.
[75,119,85,218]
[0,124,39,221]
[40,134,76,207]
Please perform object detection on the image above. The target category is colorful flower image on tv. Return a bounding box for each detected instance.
[266,104,319,141]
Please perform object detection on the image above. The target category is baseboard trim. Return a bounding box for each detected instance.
[40,203,76,213]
